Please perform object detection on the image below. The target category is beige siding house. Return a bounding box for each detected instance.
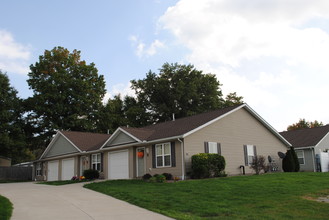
[101,104,290,179]
[36,104,290,181]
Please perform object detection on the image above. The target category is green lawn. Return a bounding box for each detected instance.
[84,173,329,220]
[0,195,13,220]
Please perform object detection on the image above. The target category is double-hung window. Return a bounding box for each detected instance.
[208,142,218,153]
[92,153,101,171]
[204,142,221,154]
[244,145,256,166]
[155,143,171,168]
[296,150,305,165]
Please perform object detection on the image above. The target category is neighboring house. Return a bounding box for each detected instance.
[37,104,291,181]
[280,125,329,172]
[0,156,11,167]
[100,103,290,179]
[35,131,111,181]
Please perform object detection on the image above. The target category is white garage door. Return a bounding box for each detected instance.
[47,160,59,181]
[108,150,129,179]
[62,158,75,180]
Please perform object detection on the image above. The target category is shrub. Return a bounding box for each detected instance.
[148,174,166,183]
[83,169,99,180]
[149,176,157,183]
[162,173,173,180]
[142,173,152,181]
[251,155,266,175]
[191,153,226,179]
[156,174,166,183]
[291,147,300,172]
[282,149,295,172]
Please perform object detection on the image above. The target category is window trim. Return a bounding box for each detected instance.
[155,143,172,168]
[296,150,305,165]
[91,153,101,171]
[204,141,221,155]
[245,145,256,166]
[208,142,218,153]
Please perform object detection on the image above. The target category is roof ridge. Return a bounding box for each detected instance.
[280,124,329,133]
[60,130,111,136]
[137,104,243,130]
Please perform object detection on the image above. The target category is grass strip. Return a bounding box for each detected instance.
[85,172,329,220]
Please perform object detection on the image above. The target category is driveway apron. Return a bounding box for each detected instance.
[0,182,173,220]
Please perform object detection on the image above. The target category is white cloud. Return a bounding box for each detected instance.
[130,35,164,58]
[0,30,31,74]
[159,0,329,130]
[103,82,135,104]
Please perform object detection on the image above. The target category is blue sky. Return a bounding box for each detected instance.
[2,0,329,131]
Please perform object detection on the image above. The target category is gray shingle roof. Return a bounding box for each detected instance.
[60,131,111,151]
[279,125,329,147]
[121,104,243,141]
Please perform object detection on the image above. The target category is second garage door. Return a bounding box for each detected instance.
[62,158,74,180]
[108,150,129,179]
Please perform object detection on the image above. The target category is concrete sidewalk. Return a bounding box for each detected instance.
[0,181,173,220]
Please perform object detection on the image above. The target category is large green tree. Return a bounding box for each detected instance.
[26,47,106,143]
[287,119,323,131]
[131,63,225,123]
[97,95,127,134]
[0,71,32,164]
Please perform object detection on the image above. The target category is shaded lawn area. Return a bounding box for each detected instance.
[0,180,31,184]
[85,173,329,220]
[0,195,12,220]
[37,179,91,186]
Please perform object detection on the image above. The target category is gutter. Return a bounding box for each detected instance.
[177,138,185,180]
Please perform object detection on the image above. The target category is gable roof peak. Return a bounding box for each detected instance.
[280,125,329,147]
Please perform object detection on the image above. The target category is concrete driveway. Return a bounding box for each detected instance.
[0,181,173,220]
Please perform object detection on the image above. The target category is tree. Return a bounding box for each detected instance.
[0,71,33,164]
[123,95,152,127]
[97,95,127,134]
[131,63,224,123]
[287,119,323,131]
[223,92,244,107]
[26,47,106,143]
[282,148,299,172]
[291,147,300,172]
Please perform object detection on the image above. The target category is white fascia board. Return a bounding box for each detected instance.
[182,104,246,138]
[39,131,82,160]
[144,135,183,145]
[39,131,61,159]
[294,146,315,149]
[243,104,292,147]
[101,127,142,149]
[99,136,113,149]
[59,131,83,153]
[39,151,82,162]
[314,132,329,148]
[101,142,144,151]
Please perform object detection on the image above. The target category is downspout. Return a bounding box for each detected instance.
[311,147,316,172]
[177,138,185,180]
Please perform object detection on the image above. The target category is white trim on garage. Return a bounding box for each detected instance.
[47,160,59,181]
[61,158,75,180]
[108,150,129,180]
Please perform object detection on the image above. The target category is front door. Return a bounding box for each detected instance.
[80,156,89,176]
[136,147,146,177]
